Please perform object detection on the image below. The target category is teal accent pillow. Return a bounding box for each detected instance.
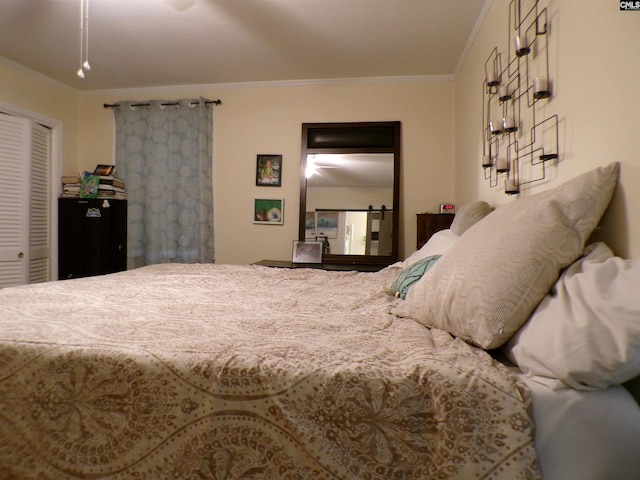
[391,255,441,299]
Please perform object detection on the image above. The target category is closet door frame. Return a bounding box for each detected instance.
[0,101,63,282]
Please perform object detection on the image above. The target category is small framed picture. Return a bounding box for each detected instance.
[93,164,116,176]
[256,154,282,186]
[254,198,284,224]
[292,241,323,263]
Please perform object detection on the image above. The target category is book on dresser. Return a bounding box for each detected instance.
[97,182,127,199]
[92,164,127,198]
[61,176,82,197]
[60,166,127,199]
[98,177,126,188]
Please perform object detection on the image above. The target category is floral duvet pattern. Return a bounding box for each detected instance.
[0,264,540,479]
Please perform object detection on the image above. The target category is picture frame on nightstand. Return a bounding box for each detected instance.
[292,241,323,263]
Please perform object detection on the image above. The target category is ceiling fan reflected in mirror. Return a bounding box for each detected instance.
[163,0,196,11]
[305,155,342,179]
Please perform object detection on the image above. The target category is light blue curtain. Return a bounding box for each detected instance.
[114,99,214,268]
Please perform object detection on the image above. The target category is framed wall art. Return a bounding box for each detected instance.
[305,211,316,239]
[254,198,284,224]
[256,154,282,186]
[316,210,339,238]
[93,164,116,176]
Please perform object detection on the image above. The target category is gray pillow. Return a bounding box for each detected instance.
[450,201,492,235]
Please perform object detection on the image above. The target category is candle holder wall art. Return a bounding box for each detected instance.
[481,0,559,195]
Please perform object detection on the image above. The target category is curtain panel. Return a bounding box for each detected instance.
[114,99,214,268]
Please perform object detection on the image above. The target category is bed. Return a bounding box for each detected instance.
[1,162,639,480]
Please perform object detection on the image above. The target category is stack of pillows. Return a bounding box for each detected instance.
[390,162,640,392]
[390,200,492,299]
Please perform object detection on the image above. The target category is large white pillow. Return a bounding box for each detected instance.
[393,163,620,349]
[400,229,460,268]
[504,242,640,390]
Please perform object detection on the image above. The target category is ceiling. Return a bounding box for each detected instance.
[0,0,488,92]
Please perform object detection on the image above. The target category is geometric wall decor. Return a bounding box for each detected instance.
[482,0,559,194]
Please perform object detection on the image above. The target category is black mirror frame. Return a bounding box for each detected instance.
[299,121,401,266]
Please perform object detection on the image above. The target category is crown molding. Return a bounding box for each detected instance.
[2,54,455,98]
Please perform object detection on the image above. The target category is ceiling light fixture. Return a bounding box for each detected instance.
[77,0,91,78]
[305,157,317,179]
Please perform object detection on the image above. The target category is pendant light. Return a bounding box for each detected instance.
[77,0,91,78]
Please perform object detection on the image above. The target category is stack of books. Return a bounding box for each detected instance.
[96,174,127,199]
[61,176,82,197]
[60,165,127,199]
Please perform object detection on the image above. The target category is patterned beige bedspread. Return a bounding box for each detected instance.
[0,264,540,480]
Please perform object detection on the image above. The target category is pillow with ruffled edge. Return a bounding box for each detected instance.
[391,255,441,299]
[450,201,493,236]
[503,242,640,390]
[393,163,620,349]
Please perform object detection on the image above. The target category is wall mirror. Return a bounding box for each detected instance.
[298,121,401,266]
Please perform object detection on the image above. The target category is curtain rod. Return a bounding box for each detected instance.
[103,99,221,109]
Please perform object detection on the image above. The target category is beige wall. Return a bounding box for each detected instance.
[454,0,640,257]
[0,62,79,171]
[1,69,455,264]
[79,81,455,264]
[7,0,636,264]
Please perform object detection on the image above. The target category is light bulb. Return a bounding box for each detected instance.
[77,68,85,78]
[83,61,91,71]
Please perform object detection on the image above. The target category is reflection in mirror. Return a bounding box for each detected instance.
[305,154,394,255]
[299,122,401,266]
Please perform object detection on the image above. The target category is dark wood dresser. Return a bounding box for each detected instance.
[58,198,127,279]
[416,213,455,249]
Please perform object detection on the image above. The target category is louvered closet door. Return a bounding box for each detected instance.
[29,122,51,283]
[0,114,51,287]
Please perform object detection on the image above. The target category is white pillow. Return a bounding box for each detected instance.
[504,242,640,390]
[450,201,492,236]
[393,163,620,349]
[400,229,460,268]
